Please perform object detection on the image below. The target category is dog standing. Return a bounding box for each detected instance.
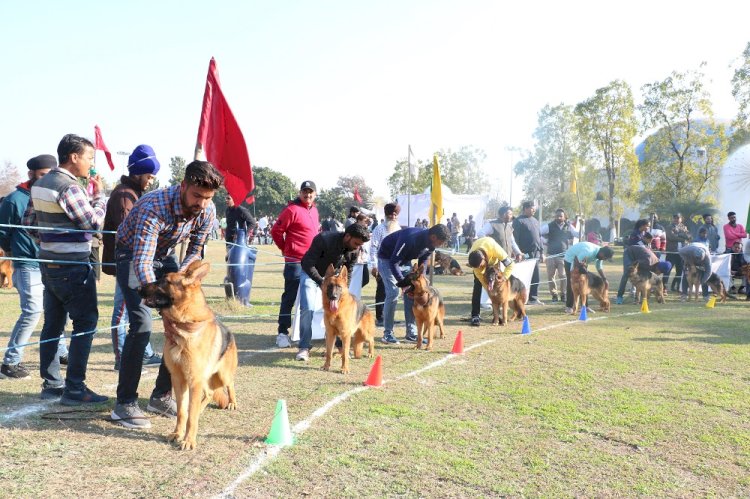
[321,264,376,373]
[407,264,446,350]
[140,261,238,451]
[484,264,527,326]
[706,272,728,303]
[0,249,13,288]
[571,257,610,313]
[685,264,702,301]
[628,262,665,304]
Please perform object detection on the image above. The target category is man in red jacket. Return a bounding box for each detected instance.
[271,181,320,348]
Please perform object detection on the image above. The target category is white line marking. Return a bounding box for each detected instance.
[1,400,55,423]
[216,307,680,497]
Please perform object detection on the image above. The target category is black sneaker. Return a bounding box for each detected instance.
[375,319,384,328]
[470,316,480,327]
[143,353,162,366]
[1,363,31,379]
[40,385,65,400]
[404,334,418,343]
[60,386,109,406]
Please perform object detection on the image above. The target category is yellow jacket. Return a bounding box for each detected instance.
[470,237,513,288]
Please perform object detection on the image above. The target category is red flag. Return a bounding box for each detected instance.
[94,125,115,171]
[196,58,254,205]
[245,195,255,205]
[353,186,362,203]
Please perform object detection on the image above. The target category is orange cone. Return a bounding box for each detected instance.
[363,355,383,387]
[451,330,464,355]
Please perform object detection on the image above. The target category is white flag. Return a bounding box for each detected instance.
[408,145,418,178]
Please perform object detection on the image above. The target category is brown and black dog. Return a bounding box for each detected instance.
[139,260,238,451]
[434,251,465,276]
[0,249,13,288]
[628,262,665,304]
[406,264,446,350]
[685,264,702,301]
[706,272,728,303]
[685,264,727,303]
[484,264,527,326]
[321,264,376,373]
[571,257,610,313]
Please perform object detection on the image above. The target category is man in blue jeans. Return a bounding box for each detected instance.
[294,223,370,361]
[377,224,450,344]
[110,160,220,429]
[0,154,68,379]
[24,134,107,404]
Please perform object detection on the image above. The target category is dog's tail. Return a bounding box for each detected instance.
[212,388,231,409]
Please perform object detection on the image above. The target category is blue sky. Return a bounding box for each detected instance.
[1,1,748,201]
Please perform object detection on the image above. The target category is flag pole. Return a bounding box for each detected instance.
[407,144,412,227]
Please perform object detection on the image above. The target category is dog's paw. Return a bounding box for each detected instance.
[179,438,197,451]
[226,402,238,410]
[320,364,331,371]
[167,431,184,443]
[340,368,350,375]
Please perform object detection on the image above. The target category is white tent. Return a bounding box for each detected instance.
[395,184,489,229]
[718,144,750,251]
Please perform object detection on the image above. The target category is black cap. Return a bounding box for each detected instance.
[27,154,57,171]
[300,180,316,191]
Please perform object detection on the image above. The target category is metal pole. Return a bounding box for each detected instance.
[407,145,411,226]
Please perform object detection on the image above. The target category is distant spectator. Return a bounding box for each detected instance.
[450,213,461,252]
[369,203,401,327]
[462,215,476,252]
[540,208,576,303]
[664,213,691,292]
[483,206,521,259]
[225,195,256,247]
[513,201,544,305]
[696,214,720,253]
[723,211,747,253]
[344,206,360,229]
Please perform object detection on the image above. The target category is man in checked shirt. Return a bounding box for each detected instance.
[110,160,222,429]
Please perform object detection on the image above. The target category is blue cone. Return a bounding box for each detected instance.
[521,316,531,335]
[578,306,588,321]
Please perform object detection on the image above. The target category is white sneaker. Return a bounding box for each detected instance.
[276,333,292,348]
[295,349,309,361]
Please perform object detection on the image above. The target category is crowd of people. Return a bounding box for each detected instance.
[1,146,747,427]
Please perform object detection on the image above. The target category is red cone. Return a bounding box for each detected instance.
[363,355,383,387]
[451,330,464,354]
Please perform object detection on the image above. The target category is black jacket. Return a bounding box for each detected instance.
[301,232,359,285]
[225,206,256,243]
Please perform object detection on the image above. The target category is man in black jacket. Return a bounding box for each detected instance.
[224,195,256,248]
[513,201,545,305]
[295,223,370,361]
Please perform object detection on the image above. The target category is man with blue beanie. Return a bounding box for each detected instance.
[102,145,161,371]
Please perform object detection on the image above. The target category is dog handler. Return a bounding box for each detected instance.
[562,242,614,315]
[678,242,712,302]
[466,237,515,326]
[111,160,222,429]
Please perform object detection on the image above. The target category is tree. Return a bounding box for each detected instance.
[575,80,639,233]
[336,175,374,207]
[315,186,348,219]
[514,104,594,217]
[730,41,750,152]
[168,156,187,186]
[0,161,22,197]
[387,146,488,199]
[638,65,727,208]
[247,166,296,217]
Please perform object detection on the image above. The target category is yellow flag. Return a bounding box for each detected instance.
[570,166,577,194]
[429,154,443,226]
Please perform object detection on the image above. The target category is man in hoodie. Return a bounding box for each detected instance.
[0,155,68,379]
[271,181,320,348]
[102,145,161,371]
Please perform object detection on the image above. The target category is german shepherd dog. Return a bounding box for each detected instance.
[139,261,238,451]
[706,272,728,303]
[484,264,527,326]
[685,264,702,301]
[321,264,376,373]
[405,264,446,350]
[628,262,665,304]
[435,251,464,276]
[0,249,13,288]
[571,257,610,313]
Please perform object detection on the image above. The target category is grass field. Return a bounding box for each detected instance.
[0,242,749,498]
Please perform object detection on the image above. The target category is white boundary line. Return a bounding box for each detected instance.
[216,307,675,498]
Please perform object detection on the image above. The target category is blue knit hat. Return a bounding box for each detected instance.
[655,261,672,274]
[127,144,160,175]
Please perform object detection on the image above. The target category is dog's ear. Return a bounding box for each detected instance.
[183,261,211,285]
[339,265,348,281]
[417,263,425,275]
[324,264,336,278]
[412,263,419,273]
[574,256,580,265]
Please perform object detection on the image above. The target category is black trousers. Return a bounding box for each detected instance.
[375,274,385,321]
[471,276,482,317]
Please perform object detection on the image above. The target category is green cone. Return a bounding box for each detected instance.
[265,399,294,446]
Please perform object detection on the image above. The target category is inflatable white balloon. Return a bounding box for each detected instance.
[718,144,750,251]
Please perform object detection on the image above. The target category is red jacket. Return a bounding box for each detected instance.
[271,198,320,262]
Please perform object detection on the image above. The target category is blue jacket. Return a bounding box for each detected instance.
[377,227,435,282]
[0,182,39,269]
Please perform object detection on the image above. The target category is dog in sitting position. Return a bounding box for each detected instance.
[406,264,446,350]
[321,264,376,373]
[434,251,465,276]
[484,264,527,326]
[628,262,665,304]
[0,249,13,288]
[139,260,238,451]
